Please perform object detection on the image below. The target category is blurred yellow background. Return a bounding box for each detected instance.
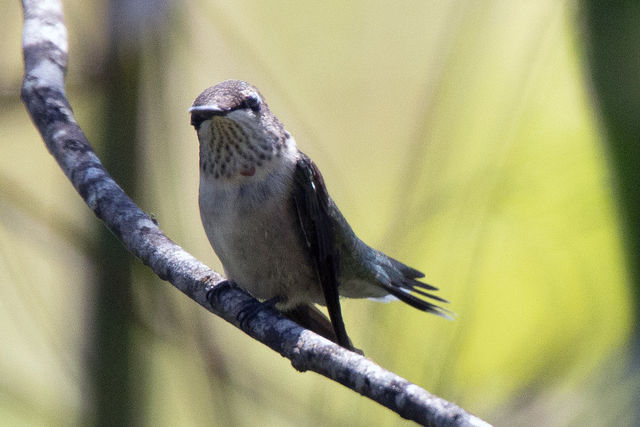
[1,1,637,425]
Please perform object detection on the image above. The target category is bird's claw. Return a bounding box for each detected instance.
[237,296,282,330]
[205,278,236,306]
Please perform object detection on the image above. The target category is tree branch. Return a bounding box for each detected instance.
[20,1,490,425]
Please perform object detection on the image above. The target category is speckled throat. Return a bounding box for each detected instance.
[200,116,283,179]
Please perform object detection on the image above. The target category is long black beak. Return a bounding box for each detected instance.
[189,105,228,129]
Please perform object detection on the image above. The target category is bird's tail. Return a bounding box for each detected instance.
[376,253,454,320]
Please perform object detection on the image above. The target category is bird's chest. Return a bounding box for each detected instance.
[198,170,318,303]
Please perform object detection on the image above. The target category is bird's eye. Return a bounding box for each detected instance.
[242,94,262,112]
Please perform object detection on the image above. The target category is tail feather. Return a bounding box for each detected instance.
[388,257,428,280]
[376,253,453,319]
[408,283,449,303]
[382,281,454,319]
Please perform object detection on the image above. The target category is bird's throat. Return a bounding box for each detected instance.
[199,116,276,180]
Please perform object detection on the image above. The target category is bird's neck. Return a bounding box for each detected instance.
[198,117,298,179]
[198,128,300,214]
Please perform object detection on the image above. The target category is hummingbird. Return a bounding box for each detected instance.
[190,80,449,352]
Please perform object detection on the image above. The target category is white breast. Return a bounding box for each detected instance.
[198,139,324,307]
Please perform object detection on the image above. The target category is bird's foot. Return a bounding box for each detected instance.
[237,296,282,330]
[205,278,237,307]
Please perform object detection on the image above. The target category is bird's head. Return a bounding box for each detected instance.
[190,80,292,179]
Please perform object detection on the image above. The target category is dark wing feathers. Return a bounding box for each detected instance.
[292,153,452,343]
[292,154,355,350]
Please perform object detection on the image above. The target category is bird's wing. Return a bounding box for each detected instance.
[291,153,355,351]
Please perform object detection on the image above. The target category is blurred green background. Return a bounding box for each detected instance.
[2,0,638,425]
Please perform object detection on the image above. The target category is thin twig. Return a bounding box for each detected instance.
[19,1,490,425]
